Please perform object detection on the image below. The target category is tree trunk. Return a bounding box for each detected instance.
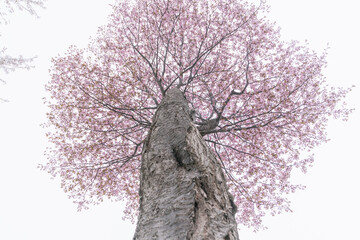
[133,88,239,240]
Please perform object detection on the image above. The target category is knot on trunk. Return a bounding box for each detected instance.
[173,142,194,168]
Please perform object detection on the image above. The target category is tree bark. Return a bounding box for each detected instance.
[133,88,239,240]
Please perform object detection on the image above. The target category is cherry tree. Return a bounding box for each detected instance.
[41,0,351,237]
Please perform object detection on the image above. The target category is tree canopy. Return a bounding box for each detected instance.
[41,0,352,230]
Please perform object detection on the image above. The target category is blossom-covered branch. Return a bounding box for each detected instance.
[0,0,45,23]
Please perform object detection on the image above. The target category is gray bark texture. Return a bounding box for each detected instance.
[133,88,239,240]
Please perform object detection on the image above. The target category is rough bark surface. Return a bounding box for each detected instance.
[133,88,239,240]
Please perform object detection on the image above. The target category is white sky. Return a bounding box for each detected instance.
[0,0,359,239]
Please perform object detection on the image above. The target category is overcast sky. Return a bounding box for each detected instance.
[0,0,359,239]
